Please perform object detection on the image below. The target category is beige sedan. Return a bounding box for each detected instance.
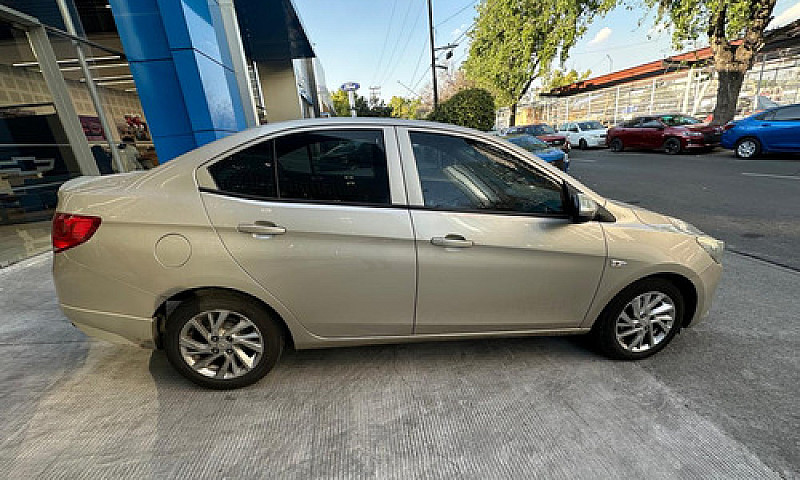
[53,118,723,389]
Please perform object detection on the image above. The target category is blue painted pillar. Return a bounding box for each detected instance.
[108,0,247,161]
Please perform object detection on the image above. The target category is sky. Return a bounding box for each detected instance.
[293,0,800,101]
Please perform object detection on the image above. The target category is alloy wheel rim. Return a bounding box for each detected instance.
[738,140,756,157]
[666,140,679,154]
[615,291,675,353]
[179,309,265,379]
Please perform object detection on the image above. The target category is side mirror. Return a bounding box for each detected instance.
[571,192,598,223]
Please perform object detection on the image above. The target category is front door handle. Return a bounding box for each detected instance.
[237,221,287,236]
[431,234,473,248]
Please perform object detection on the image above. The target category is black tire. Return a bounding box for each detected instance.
[734,137,762,159]
[165,292,284,389]
[663,137,682,155]
[609,137,624,152]
[591,278,685,360]
[579,138,588,150]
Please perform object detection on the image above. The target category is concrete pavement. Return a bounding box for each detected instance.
[0,251,797,479]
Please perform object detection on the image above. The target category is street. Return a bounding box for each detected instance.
[0,149,798,478]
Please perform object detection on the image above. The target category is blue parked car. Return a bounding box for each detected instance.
[722,104,800,158]
[504,134,570,171]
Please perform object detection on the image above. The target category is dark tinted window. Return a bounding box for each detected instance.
[640,118,663,128]
[622,119,640,128]
[772,105,800,121]
[275,130,390,204]
[660,115,701,126]
[524,124,557,135]
[410,132,564,215]
[208,141,276,197]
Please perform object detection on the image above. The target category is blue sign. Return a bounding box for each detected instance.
[341,82,360,91]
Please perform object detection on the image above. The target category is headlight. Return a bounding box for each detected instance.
[668,217,724,263]
[697,236,725,263]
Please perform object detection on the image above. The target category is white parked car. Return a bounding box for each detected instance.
[559,121,608,149]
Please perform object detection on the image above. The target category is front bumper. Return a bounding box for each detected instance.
[687,261,723,327]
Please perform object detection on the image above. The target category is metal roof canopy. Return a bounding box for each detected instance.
[234,0,315,61]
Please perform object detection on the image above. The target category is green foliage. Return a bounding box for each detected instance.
[427,88,495,131]
[330,90,351,117]
[644,0,775,47]
[389,96,422,119]
[463,0,615,107]
[330,90,393,117]
[542,68,593,90]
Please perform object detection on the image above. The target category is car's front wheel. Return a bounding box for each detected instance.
[609,138,624,152]
[164,293,284,389]
[663,137,682,155]
[734,137,761,159]
[592,278,684,360]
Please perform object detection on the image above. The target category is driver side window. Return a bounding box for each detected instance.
[409,132,565,215]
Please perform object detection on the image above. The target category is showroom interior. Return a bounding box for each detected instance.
[0,0,332,266]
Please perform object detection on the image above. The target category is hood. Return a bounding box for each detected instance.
[607,199,673,226]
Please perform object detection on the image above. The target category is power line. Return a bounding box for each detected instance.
[408,36,429,90]
[371,0,399,86]
[435,0,478,28]
[375,0,417,87]
[379,7,427,87]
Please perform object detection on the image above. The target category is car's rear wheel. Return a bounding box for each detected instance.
[734,137,761,159]
[609,138,624,152]
[663,137,682,155]
[165,293,283,389]
[579,138,588,150]
[592,278,684,360]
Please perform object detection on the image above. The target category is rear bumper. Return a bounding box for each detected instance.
[61,304,155,348]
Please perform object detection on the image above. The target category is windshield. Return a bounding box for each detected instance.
[578,121,604,130]
[525,124,556,135]
[507,135,549,151]
[659,115,701,126]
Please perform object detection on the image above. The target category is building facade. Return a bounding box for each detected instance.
[0,0,331,266]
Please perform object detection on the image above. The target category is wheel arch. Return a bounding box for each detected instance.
[153,287,295,350]
[590,272,699,330]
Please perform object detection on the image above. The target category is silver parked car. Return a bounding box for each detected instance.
[53,118,723,389]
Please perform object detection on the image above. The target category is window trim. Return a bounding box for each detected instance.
[397,127,570,219]
[198,125,406,206]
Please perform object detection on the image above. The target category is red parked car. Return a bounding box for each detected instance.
[607,114,723,155]
[504,123,570,153]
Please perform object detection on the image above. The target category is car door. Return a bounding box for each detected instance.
[759,105,800,150]
[397,127,606,334]
[638,118,665,149]
[199,126,416,337]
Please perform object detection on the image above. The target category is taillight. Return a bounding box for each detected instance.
[723,122,736,131]
[52,213,101,252]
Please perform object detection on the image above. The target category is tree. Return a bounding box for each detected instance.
[542,68,592,91]
[427,88,495,131]
[389,96,422,119]
[330,89,351,117]
[330,90,393,117]
[439,70,478,103]
[463,0,615,126]
[645,0,778,124]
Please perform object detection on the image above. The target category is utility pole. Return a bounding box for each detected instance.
[427,0,438,107]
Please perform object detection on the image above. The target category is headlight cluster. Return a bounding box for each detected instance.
[668,217,724,263]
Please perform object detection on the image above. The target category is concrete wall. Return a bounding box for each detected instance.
[256,59,303,123]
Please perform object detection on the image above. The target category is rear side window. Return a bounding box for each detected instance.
[208,141,276,198]
[773,106,800,121]
[274,130,390,205]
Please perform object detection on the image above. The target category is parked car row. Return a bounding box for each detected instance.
[496,103,800,159]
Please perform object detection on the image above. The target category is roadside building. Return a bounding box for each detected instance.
[0,0,333,266]
[496,20,800,128]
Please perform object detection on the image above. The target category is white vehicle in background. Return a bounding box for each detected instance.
[559,121,608,149]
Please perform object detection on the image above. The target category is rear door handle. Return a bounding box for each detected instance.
[237,221,287,236]
[431,234,473,248]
